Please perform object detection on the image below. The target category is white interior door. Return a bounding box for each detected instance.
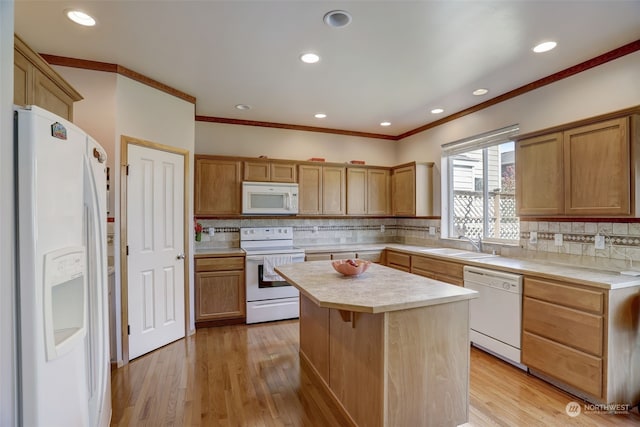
[127,144,185,360]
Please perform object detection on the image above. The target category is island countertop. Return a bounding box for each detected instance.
[275,260,477,314]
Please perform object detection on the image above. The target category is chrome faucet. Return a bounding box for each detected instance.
[458,235,483,252]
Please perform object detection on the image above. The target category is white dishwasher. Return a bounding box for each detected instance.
[463,266,525,369]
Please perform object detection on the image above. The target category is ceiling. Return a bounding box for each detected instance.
[14,1,640,137]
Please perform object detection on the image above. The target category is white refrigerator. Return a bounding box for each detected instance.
[14,105,111,426]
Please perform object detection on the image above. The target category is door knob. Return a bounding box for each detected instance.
[176,253,186,260]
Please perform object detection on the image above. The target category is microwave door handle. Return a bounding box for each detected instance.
[285,193,290,210]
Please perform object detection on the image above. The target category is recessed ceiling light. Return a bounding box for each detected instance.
[380,121,391,127]
[235,104,251,110]
[300,53,320,64]
[533,41,557,53]
[314,113,327,119]
[431,108,444,114]
[324,10,352,28]
[473,88,489,96]
[65,10,96,26]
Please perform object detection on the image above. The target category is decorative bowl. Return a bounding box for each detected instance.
[331,259,371,276]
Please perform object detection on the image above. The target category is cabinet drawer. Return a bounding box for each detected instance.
[195,256,244,272]
[332,252,356,260]
[523,297,603,356]
[356,251,382,263]
[386,251,411,270]
[522,332,602,399]
[306,253,331,261]
[434,274,464,287]
[524,277,604,314]
[411,256,463,279]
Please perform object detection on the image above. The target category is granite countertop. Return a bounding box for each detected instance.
[193,242,640,290]
[384,244,640,290]
[276,261,477,314]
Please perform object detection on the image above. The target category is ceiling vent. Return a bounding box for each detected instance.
[323,10,352,28]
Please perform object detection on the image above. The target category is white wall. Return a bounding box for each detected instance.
[397,51,640,210]
[1,2,16,425]
[196,121,399,166]
[52,66,117,213]
[114,74,196,340]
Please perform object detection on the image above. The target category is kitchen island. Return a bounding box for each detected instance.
[275,261,478,427]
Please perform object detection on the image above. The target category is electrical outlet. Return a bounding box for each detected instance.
[554,233,563,246]
[429,226,436,236]
[313,226,318,233]
[595,234,605,250]
[529,231,538,244]
[380,224,385,233]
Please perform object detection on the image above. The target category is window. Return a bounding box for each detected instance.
[442,125,519,242]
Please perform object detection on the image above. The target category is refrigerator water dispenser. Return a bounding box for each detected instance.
[43,246,87,361]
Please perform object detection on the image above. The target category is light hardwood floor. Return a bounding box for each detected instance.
[111,320,640,426]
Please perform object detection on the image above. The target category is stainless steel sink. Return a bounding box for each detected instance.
[449,252,498,260]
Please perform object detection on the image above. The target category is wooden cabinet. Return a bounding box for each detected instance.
[305,249,383,263]
[522,277,606,399]
[298,164,346,215]
[516,133,564,215]
[195,255,245,326]
[392,162,434,216]
[347,167,391,215]
[385,250,411,272]
[564,118,631,215]
[517,115,638,216]
[194,156,242,215]
[243,160,297,182]
[410,255,464,286]
[14,34,82,121]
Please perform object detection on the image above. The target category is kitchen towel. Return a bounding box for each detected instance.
[263,255,293,282]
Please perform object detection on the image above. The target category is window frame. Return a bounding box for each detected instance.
[440,125,519,244]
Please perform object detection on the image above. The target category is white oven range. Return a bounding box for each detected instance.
[241,227,305,324]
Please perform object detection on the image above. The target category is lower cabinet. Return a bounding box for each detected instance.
[410,255,464,286]
[195,255,245,327]
[385,250,411,272]
[305,249,383,263]
[522,276,640,405]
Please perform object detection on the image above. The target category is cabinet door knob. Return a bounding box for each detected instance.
[176,253,186,260]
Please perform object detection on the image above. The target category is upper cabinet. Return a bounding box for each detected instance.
[243,160,297,183]
[564,118,631,216]
[195,156,242,216]
[391,162,434,216]
[516,114,639,217]
[14,34,82,121]
[347,167,390,215]
[298,164,346,215]
[516,133,564,216]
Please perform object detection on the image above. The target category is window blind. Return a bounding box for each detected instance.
[441,124,519,156]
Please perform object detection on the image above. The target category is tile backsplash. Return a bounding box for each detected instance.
[194,217,640,269]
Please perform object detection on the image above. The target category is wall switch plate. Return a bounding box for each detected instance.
[529,231,538,244]
[380,224,385,233]
[554,233,563,246]
[594,234,605,250]
[312,226,318,233]
[429,226,436,236]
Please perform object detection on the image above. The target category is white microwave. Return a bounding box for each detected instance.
[242,181,299,215]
